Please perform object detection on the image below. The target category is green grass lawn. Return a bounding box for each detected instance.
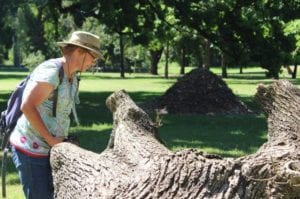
[0,65,299,198]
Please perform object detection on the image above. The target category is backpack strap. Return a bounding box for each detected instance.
[52,64,64,117]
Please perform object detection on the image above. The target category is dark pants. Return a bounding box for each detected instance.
[11,147,54,199]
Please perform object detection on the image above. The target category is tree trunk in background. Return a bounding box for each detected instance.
[221,52,227,78]
[239,65,243,74]
[164,41,169,79]
[202,39,211,70]
[13,32,21,67]
[12,8,20,67]
[150,47,163,75]
[51,80,300,198]
[266,67,280,79]
[292,64,297,79]
[31,8,48,57]
[180,47,186,75]
[119,32,125,78]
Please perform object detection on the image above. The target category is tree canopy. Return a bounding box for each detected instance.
[164,0,299,78]
[0,0,299,78]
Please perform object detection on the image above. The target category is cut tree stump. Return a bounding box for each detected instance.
[51,80,300,199]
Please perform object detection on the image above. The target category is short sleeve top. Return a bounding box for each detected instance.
[9,58,79,157]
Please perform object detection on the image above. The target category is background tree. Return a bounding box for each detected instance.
[141,1,169,75]
[88,0,155,78]
[164,0,299,78]
[0,16,13,64]
[284,19,300,79]
[144,3,178,76]
[0,0,299,79]
[0,0,20,66]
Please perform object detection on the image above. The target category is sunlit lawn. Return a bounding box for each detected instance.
[0,65,299,198]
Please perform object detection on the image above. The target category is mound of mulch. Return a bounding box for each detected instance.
[143,68,251,115]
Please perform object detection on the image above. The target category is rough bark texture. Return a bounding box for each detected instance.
[51,80,300,199]
[150,48,163,75]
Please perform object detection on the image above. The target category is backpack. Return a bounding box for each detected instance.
[0,75,30,150]
[0,60,64,198]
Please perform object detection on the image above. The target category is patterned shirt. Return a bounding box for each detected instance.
[10,58,79,157]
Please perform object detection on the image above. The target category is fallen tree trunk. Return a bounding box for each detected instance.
[50,80,300,199]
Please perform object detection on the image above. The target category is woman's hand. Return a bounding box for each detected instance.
[44,135,64,147]
[21,81,64,147]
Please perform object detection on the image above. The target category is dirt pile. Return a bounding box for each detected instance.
[146,68,251,115]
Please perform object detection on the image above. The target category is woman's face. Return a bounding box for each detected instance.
[79,50,97,72]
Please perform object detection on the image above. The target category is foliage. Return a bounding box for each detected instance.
[22,50,45,70]
[284,19,300,64]
[0,0,14,62]
[0,0,299,78]
[163,0,299,78]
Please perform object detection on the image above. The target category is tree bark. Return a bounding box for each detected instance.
[239,65,243,74]
[164,40,169,79]
[179,46,187,75]
[150,48,163,75]
[292,64,297,79]
[202,39,211,70]
[12,8,21,67]
[221,52,228,78]
[51,80,300,199]
[119,32,125,78]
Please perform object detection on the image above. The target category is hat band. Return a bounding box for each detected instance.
[71,40,99,51]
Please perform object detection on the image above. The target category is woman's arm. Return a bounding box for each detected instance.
[21,81,63,147]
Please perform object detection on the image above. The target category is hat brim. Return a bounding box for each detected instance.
[57,41,103,60]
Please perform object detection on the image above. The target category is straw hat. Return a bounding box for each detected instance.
[57,31,103,59]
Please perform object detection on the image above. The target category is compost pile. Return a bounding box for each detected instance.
[146,68,251,115]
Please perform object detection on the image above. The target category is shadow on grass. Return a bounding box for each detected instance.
[238,95,262,113]
[158,114,267,158]
[289,78,300,85]
[1,90,268,157]
[225,74,269,81]
[0,90,162,127]
[0,73,28,79]
[212,69,300,84]
[0,90,268,185]
[74,91,162,126]
[71,128,111,153]
[227,79,300,87]
[76,91,268,158]
[81,73,179,80]
[0,152,21,185]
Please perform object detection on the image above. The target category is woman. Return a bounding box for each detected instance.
[9,31,102,199]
